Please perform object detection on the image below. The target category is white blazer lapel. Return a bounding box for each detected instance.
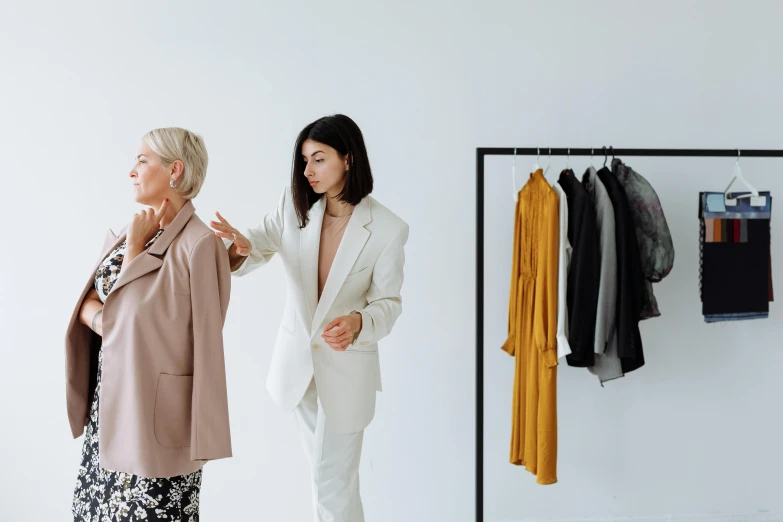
[300,197,325,330]
[311,197,371,334]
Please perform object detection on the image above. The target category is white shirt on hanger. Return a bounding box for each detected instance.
[552,182,572,360]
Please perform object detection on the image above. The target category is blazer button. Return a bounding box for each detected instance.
[360,342,369,346]
[312,344,319,349]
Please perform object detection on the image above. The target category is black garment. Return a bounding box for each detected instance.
[612,158,675,321]
[596,167,645,374]
[558,169,599,367]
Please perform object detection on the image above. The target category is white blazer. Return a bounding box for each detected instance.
[224,187,408,434]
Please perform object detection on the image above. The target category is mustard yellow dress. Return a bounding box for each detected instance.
[501,169,559,485]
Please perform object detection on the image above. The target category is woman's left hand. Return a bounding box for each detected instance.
[322,314,362,351]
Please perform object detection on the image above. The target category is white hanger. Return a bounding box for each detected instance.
[724,150,767,207]
[590,148,595,169]
[566,148,571,169]
[533,147,541,172]
[512,148,518,202]
[544,148,552,176]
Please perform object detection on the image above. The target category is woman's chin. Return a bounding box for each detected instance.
[133,190,162,206]
[134,194,155,206]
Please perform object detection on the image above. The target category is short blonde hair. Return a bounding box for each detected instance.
[142,127,208,199]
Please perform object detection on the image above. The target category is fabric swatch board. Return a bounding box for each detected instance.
[698,191,773,323]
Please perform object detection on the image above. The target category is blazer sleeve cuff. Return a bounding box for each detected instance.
[352,310,374,346]
[556,333,572,360]
[221,230,255,275]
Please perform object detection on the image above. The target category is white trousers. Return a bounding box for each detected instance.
[294,378,365,522]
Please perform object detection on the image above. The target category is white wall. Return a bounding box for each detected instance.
[0,1,781,521]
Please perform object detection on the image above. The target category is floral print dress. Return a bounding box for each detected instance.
[72,229,203,522]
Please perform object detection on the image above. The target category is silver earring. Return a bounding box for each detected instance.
[170,180,176,188]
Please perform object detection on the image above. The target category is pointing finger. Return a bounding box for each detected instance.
[155,198,170,220]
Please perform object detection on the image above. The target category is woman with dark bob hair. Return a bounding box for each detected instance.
[211,114,409,521]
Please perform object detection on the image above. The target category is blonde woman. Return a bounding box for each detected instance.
[65,128,232,521]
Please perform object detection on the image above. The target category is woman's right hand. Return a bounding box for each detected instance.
[210,211,252,256]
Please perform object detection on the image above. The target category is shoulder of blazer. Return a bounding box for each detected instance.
[176,213,219,256]
[364,197,408,252]
[367,196,407,231]
[280,186,297,222]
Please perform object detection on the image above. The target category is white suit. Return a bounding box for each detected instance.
[224,187,408,520]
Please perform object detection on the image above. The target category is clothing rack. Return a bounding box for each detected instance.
[474,147,783,522]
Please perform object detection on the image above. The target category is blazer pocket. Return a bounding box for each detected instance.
[344,343,378,354]
[344,349,378,354]
[154,373,193,448]
[343,266,370,284]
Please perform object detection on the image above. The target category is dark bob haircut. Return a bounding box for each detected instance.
[291,114,373,228]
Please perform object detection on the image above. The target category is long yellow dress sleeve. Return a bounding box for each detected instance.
[503,169,559,485]
[501,196,522,356]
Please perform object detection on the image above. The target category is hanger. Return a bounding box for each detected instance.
[724,149,767,207]
[544,147,552,176]
[610,146,615,165]
[560,148,572,177]
[602,146,608,168]
[590,148,595,168]
[533,147,541,172]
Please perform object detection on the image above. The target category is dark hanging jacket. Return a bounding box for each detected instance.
[558,169,600,367]
[612,158,675,320]
[597,167,645,374]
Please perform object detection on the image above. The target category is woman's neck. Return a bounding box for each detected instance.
[158,197,186,228]
[324,193,353,217]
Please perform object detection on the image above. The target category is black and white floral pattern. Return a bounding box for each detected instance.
[95,229,164,301]
[72,228,203,522]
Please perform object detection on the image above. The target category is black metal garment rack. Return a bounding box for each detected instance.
[475,147,783,522]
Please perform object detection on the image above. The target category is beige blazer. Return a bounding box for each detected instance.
[64,200,233,478]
